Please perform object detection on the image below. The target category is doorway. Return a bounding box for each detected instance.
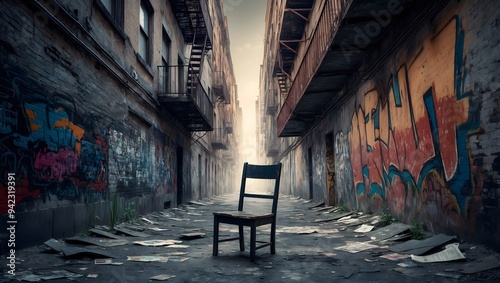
[325,133,336,206]
[176,146,184,205]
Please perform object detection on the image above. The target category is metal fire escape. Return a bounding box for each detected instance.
[161,0,213,131]
[274,0,314,97]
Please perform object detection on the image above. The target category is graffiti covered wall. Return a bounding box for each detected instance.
[0,69,108,213]
[337,12,494,238]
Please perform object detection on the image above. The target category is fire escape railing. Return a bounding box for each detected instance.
[213,70,229,99]
[277,0,352,135]
[158,64,214,128]
[266,88,278,115]
[211,126,228,150]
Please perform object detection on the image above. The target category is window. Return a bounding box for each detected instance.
[139,1,153,64]
[99,0,124,28]
[161,28,170,66]
[161,28,170,92]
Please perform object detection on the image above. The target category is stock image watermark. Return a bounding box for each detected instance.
[6,172,16,276]
[340,0,404,63]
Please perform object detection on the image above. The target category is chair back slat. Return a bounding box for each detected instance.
[245,164,281,179]
[243,193,274,199]
[238,162,282,214]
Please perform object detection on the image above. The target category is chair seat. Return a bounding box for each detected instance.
[214,211,274,220]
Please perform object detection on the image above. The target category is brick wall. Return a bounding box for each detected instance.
[0,0,229,251]
[280,0,499,249]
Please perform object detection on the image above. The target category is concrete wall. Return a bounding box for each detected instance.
[281,0,500,249]
[0,0,233,251]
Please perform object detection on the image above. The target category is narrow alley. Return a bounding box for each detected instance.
[1,194,498,282]
[1,0,500,282]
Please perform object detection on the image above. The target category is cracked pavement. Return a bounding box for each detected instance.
[1,194,499,282]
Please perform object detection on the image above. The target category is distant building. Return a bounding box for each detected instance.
[258,0,500,250]
[0,0,240,250]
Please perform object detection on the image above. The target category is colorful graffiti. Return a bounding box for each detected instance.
[0,70,107,213]
[108,126,174,197]
[345,17,480,228]
[334,131,355,207]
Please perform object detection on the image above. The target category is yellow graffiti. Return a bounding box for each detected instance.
[53,117,85,154]
[25,108,41,131]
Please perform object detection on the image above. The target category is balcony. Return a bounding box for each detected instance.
[222,150,234,162]
[277,0,416,136]
[169,0,212,49]
[158,65,214,131]
[213,71,229,101]
[211,127,228,150]
[266,89,278,115]
[225,120,233,134]
[265,138,279,157]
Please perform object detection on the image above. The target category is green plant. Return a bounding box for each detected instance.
[109,193,119,230]
[339,203,350,213]
[380,209,398,225]
[410,219,424,240]
[123,200,136,222]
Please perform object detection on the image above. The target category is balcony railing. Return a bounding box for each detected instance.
[158,65,214,131]
[213,70,229,100]
[266,89,278,115]
[277,0,351,136]
[225,121,233,134]
[211,127,228,150]
[265,137,279,157]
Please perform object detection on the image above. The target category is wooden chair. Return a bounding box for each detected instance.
[213,162,282,262]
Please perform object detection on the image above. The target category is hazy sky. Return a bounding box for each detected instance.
[224,0,267,160]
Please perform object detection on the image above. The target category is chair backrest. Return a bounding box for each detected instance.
[238,162,282,214]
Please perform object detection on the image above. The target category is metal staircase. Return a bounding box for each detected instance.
[163,0,213,131]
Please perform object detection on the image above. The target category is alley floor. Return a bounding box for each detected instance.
[1,194,499,282]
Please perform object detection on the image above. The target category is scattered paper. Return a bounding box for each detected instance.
[354,224,375,233]
[133,240,182,247]
[127,255,169,262]
[168,257,189,262]
[150,274,177,280]
[141,217,159,225]
[277,226,318,234]
[148,227,169,231]
[95,258,123,265]
[380,253,410,261]
[166,244,190,249]
[334,241,378,253]
[411,243,465,263]
[95,258,113,265]
[389,234,456,255]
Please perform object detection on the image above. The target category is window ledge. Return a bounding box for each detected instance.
[94,0,127,41]
[136,53,154,78]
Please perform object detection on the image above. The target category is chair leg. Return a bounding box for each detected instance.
[270,222,276,255]
[238,225,245,251]
[213,216,219,256]
[250,225,256,262]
